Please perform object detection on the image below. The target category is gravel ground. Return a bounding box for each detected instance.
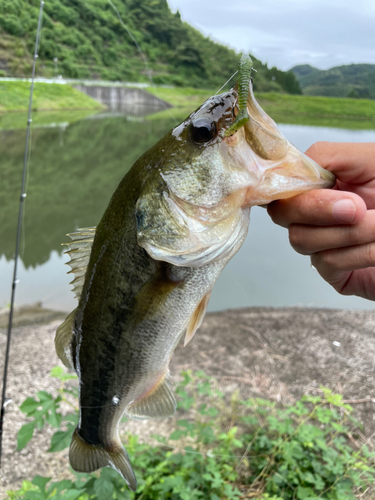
[1,305,375,498]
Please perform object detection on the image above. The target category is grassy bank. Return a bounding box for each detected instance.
[2,82,375,129]
[148,86,375,128]
[146,86,212,110]
[257,92,375,120]
[0,109,101,130]
[0,81,104,112]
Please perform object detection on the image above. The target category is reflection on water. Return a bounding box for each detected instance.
[1,109,375,313]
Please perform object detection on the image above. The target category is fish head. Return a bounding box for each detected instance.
[159,80,335,210]
[136,82,335,267]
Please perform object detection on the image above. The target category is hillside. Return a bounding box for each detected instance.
[291,63,375,99]
[0,0,300,93]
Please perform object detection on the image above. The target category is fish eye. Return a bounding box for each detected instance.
[191,118,217,144]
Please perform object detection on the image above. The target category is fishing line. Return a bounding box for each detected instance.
[107,0,153,83]
[0,0,45,470]
[107,0,177,122]
[147,439,250,459]
[214,70,238,96]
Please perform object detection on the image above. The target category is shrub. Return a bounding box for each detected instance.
[0,14,24,37]
[7,368,375,499]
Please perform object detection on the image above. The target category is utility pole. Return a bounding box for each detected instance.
[54,57,58,79]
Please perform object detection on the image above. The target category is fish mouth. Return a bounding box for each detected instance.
[236,79,336,207]
[243,144,336,207]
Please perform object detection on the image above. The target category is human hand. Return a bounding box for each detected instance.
[267,142,375,301]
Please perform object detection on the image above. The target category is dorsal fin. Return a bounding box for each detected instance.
[55,227,96,370]
[63,227,96,300]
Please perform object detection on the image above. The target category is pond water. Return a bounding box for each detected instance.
[1,105,375,314]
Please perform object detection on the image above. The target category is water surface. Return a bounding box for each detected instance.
[1,108,375,313]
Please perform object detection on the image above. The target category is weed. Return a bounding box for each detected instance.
[7,367,375,499]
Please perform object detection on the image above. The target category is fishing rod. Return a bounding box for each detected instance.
[0,0,45,470]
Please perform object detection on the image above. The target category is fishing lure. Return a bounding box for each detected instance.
[225,53,253,137]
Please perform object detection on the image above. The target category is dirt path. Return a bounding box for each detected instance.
[1,305,375,497]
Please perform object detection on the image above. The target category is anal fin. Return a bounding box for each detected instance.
[184,291,211,347]
[55,308,76,370]
[126,374,176,420]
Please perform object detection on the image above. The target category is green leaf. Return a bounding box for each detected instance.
[46,404,62,429]
[17,421,36,450]
[22,492,46,500]
[49,424,75,452]
[50,366,78,381]
[210,493,220,500]
[64,413,79,425]
[169,430,184,440]
[58,489,84,500]
[31,476,51,498]
[94,469,115,498]
[37,391,54,402]
[296,485,315,499]
[20,397,40,415]
[50,479,74,495]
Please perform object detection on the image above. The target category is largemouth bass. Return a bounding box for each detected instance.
[55,80,335,491]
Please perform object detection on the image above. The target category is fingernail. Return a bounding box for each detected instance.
[332,199,356,223]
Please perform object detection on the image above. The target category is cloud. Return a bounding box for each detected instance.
[168,0,375,69]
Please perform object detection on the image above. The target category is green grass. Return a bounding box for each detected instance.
[148,87,375,129]
[148,85,375,120]
[0,109,102,130]
[2,83,375,129]
[146,86,213,109]
[0,81,104,112]
[145,86,213,123]
[256,92,375,121]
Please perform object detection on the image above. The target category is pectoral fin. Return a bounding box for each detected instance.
[184,292,211,346]
[126,374,176,420]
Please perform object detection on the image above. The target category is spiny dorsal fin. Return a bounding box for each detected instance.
[63,227,96,300]
[55,227,96,370]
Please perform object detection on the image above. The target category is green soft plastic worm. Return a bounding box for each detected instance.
[225,53,253,137]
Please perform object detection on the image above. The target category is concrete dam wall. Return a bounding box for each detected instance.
[74,85,172,115]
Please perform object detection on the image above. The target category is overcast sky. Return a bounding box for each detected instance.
[167,0,375,71]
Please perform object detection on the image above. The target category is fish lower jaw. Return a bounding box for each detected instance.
[242,178,333,207]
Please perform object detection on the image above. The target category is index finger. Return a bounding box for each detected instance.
[305,142,375,185]
[267,189,367,228]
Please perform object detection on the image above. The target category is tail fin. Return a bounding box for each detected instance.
[69,428,137,491]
